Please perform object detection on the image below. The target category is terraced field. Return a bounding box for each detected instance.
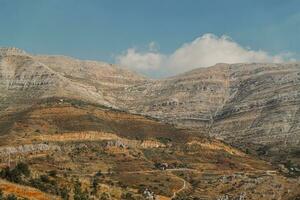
[0,98,299,199]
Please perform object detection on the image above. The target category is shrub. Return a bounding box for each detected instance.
[100,192,110,200]
[48,170,57,177]
[15,163,30,177]
[6,194,18,200]
[40,175,50,183]
[74,180,90,200]
[0,163,31,183]
[60,187,70,200]
[121,192,134,200]
[1,167,22,183]
[91,177,100,195]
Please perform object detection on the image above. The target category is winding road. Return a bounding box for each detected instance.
[171,177,186,199]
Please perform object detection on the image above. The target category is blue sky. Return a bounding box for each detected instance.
[0,0,300,77]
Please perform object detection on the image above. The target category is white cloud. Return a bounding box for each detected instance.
[116,33,295,77]
[116,48,165,71]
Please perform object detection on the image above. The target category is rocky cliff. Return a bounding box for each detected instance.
[122,63,300,163]
[1,47,300,164]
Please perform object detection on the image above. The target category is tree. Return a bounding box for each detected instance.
[0,189,3,200]
[8,168,22,183]
[6,194,18,200]
[39,175,50,183]
[0,163,30,183]
[74,180,89,200]
[91,177,100,195]
[48,170,57,177]
[0,167,11,179]
[121,192,135,200]
[100,192,111,200]
[60,187,70,200]
[15,163,30,177]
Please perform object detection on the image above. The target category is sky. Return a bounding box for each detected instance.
[0,0,300,77]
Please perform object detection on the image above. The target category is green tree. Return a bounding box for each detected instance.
[9,168,23,183]
[6,194,18,200]
[100,192,111,200]
[0,189,4,200]
[0,163,30,183]
[60,187,70,200]
[121,192,134,200]
[48,170,57,177]
[74,180,89,200]
[91,177,100,195]
[15,163,30,177]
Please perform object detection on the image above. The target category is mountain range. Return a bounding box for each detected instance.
[0,47,299,199]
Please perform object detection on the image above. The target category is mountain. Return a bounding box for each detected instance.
[0,97,299,199]
[121,63,300,166]
[0,47,300,199]
[1,47,300,164]
[0,47,145,114]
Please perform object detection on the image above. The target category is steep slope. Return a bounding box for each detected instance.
[0,48,300,198]
[0,48,146,115]
[0,48,112,114]
[121,64,231,134]
[35,55,147,107]
[122,63,300,165]
[1,47,300,168]
[211,63,300,164]
[0,97,299,199]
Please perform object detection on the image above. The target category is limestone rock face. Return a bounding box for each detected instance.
[122,63,300,162]
[34,55,147,106]
[0,49,145,114]
[210,63,300,162]
[1,48,300,163]
[121,64,231,134]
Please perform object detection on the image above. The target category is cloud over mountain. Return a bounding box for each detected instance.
[116,34,295,77]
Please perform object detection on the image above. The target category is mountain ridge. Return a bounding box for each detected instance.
[0,47,300,199]
[1,47,300,166]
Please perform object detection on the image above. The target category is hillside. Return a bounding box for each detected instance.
[134,64,300,165]
[0,47,300,199]
[0,97,299,199]
[1,47,300,163]
[122,63,300,166]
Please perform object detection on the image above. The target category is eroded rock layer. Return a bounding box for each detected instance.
[1,47,300,164]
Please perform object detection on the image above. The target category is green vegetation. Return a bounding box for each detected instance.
[156,137,172,145]
[74,180,89,200]
[91,176,100,196]
[121,192,135,200]
[0,163,30,184]
[0,163,69,199]
[99,192,110,200]
[0,190,29,200]
[29,174,70,199]
[48,170,57,177]
[285,160,300,177]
